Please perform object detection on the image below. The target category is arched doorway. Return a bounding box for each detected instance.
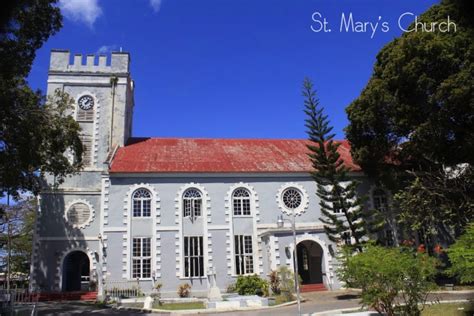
[62,251,90,291]
[296,240,323,284]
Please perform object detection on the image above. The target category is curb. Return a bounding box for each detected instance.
[113,299,303,314]
[431,290,474,294]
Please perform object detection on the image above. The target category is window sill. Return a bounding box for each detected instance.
[231,273,256,277]
[80,167,102,172]
[178,276,207,280]
[232,215,253,218]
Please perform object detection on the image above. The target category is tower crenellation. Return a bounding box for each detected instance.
[49,49,130,74]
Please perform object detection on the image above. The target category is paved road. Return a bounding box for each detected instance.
[36,301,158,316]
[211,291,361,316]
[203,291,473,316]
[35,290,474,316]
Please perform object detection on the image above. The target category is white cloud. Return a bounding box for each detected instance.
[96,45,118,54]
[149,0,162,13]
[59,0,103,28]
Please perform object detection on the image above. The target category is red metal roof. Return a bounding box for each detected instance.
[109,138,361,173]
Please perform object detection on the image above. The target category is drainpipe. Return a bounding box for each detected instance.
[109,76,118,150]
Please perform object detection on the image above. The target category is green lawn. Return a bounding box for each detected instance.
[421,302,474,316]
[273,294,294,305]
[152,302,205,310]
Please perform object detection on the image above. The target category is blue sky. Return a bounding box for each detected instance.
[28,0,438,139]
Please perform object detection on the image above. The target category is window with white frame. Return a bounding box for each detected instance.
[132,188,152,217]
[232,188,251,216]
[80,134,92,167]
[132,237,151,279]
[183,236,204,277]
[372,188,395,246]
[342,232,352,246]
[234,235,254,275]
[183,189,202,218]
[302,247,309,271]
[372,188,389,212]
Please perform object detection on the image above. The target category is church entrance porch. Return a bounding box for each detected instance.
[61,251,90,292]
[296,240,325,290]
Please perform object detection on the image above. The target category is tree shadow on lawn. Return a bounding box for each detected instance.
[335,292,361,301]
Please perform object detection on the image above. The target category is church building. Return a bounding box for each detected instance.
[30,50,388,298]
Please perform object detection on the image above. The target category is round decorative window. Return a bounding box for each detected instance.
[282,188,302,209]
[277,183,309,216]
[66,202,91,227]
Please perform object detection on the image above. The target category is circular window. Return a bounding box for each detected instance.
[282,188,302,209]
[66,203,91,226]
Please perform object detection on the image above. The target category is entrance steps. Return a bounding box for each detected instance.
[37,291,98,301]
[300,283,327,293]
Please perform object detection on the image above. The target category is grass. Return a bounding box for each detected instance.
[121,301,205,310]
[421,302,474,316]
[152,302,205,310]
[453,285,474,291]
[268,294,295,306]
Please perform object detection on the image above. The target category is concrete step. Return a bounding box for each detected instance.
[300,284,327,293]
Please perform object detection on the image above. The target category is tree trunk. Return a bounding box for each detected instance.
[6,194,11,291]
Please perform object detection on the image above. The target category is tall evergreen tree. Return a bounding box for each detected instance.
[304,78,375,251]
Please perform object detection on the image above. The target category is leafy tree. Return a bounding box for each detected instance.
[304,78,380,251]
[345,0,474,245]
[0,197,36,290]
[346,0,474,182]
[1,0,83,200]
[395,167,474,250]
[338,244,438,316]
[446,222,474,284]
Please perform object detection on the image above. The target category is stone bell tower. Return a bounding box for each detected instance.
[29,51,135,293]
[47,49,135,173]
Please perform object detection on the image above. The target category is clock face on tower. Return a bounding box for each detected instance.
[78,95,94,111]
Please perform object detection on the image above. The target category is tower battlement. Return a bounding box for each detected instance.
[49,49,130,74]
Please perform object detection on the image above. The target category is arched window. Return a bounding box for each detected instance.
[183,188,202,218]
[132,188,152,217]
[232,188,251,216]
[372,188,389,212]
[282,188,302,210]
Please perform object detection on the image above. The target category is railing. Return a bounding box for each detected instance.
[0,289,38,316]
[104,280,143,299]
[0,289,39,304]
